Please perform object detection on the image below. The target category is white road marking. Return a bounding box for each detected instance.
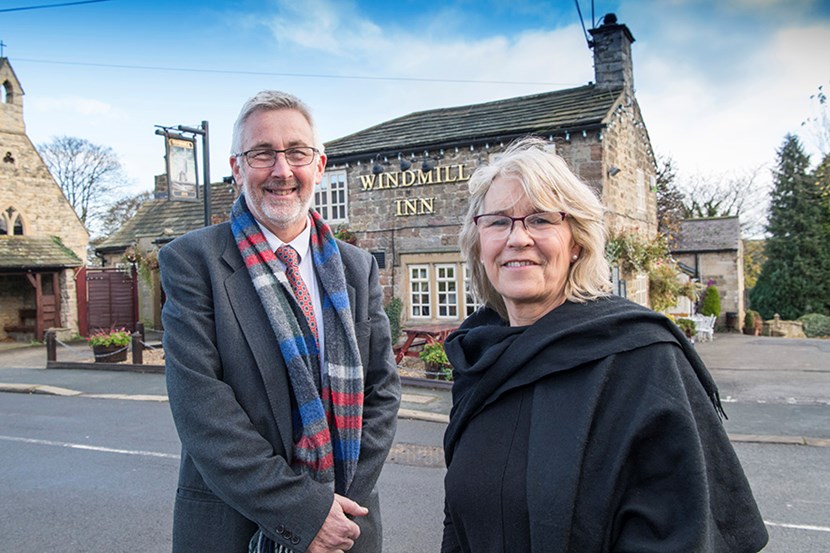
[765,520,830,533]
[0,434,180,460]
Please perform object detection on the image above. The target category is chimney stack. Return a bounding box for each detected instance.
[154,174,169,200]
[589,13,636,97]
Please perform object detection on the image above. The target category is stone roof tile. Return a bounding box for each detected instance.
[96,183,238,251]
[0,236,82,269]
[672,217,741,252]
[324,85,622,159]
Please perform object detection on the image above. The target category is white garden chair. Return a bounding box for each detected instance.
[692,314,716,342]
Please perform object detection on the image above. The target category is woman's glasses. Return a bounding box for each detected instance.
[473,212,568,240]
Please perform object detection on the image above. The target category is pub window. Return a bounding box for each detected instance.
[409,265,431,319]
[315,170,348,223]
[436,264,458,319]
[463,263,482,316]
[631,273,648,307]
[611,266,626,298]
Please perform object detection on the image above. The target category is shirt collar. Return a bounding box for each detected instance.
[256,216,312,263]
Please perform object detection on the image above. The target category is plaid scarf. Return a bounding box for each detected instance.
[230,195,364,553]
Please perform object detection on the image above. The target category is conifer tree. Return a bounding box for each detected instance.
[750,135,830,319]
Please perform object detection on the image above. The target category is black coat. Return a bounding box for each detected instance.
[442,296,768,552]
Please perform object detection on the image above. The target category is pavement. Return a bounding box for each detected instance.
[0,338,453,423]
[0,333,828,444]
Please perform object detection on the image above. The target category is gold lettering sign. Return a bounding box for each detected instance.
[359,164,469,191]
[395,197,435,216]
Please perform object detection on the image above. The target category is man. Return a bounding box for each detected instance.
[160,90,401,553]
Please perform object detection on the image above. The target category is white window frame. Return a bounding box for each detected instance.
[632,273,648,307]
[435,264,458,319]
[409,265,431,319]
[315,170,348,223]
[463,263,482,316]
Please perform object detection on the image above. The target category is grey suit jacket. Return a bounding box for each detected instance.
[160,221,401,553]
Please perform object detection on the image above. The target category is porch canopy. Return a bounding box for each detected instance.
[0,236,83,340]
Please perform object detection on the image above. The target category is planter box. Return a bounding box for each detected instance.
[424,362,451,381]
[92,344,128,363]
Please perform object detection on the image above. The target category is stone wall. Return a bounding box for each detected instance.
[339,106,658,312]
[0,132,89,260]
[673,248,745,329]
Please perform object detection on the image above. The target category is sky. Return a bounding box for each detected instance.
[3,0,830,221]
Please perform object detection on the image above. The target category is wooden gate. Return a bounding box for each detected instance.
[82,267,138,334]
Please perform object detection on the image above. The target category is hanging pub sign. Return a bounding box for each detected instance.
[166,136,199,201]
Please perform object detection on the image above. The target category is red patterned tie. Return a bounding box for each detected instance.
[276,245,318,344]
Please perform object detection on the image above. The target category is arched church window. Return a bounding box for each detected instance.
[1,206,24,235]
[1,80,11,104]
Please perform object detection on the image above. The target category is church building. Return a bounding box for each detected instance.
[0,57,88,341]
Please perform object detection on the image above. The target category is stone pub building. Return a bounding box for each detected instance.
[321,15,657,327]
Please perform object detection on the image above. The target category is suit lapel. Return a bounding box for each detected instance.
[222,234,294,458]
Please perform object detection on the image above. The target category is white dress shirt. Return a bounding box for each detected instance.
[256,217,326,368]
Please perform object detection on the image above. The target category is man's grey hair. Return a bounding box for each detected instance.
[230,90,324,154]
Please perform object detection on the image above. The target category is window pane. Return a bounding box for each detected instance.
[436,264,457,319]
[410,265,430,319]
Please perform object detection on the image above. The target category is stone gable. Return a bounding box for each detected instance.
[0,57,89,338]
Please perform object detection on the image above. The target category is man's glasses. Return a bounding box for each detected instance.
[473,212,568,240]
[234,147,319,168]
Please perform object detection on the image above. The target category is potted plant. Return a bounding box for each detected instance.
[419,340,452,380]
[675,317,697,341]
[743,310,756,335]
[744,310,762,336]
[87,327,131,363]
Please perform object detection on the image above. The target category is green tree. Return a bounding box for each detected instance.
[700,285,721,317]
[742,239,766,291]
[750,135,830,319]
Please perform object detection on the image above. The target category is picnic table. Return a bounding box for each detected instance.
[394,323,458,363]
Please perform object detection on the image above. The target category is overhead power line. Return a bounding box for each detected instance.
[0,0,111,13]
[13,57,580,87]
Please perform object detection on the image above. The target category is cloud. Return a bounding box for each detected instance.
[631,1,830,182]
[263,0,384,58]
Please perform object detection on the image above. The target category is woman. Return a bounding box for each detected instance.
[442,137,768,552]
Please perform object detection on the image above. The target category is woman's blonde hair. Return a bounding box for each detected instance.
[459,136,611,320]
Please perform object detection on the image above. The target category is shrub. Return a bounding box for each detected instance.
[419,341,453,381]
[384,297,402,344]
[743,310,755,332]
[419,341,449,366]
[675,317,696,338]
[700,285,721,317]
[798,313,830,337]
[647,261,682,313]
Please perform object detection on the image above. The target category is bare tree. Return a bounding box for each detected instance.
[38,136,128,232]
[98,190,152,237]
[801,83,830,157]
[678,166,769,237]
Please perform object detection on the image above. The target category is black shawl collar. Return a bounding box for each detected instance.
[443,295,723,464]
